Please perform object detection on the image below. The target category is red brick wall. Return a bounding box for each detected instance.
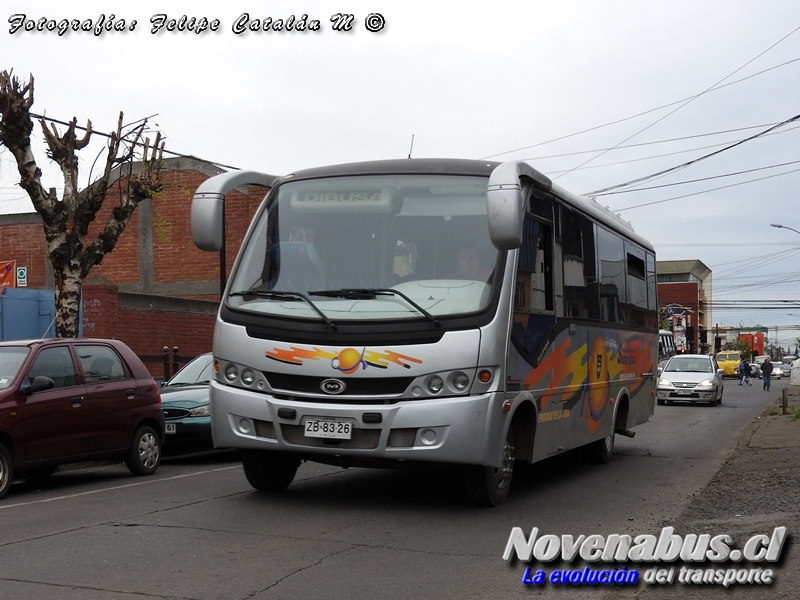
[1,163,264,367]
[82,282,215,378]
[0,166,267,291]
[0,220,48,287]
[658,282,701,350]
[658,282,700,314]
[86,167,266,291]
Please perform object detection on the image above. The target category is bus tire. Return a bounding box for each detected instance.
[241,449,299,491]
[464,427,514,507]
[585,430,615,464]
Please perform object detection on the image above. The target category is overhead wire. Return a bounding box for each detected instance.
[591,158,800,195]
[609,162,800,212]
[479,55,800,161]
[586,114,800,197]
[558,24,800,181]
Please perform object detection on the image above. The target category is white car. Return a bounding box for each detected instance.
[657,354,724,407]
[791,359,800,385]
[771,363,783,380]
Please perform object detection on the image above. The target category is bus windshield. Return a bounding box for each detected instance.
[227,174,502,322]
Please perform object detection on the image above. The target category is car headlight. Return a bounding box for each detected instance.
[658,378,672,386]
[189,404,210,417]
[697,379,714,387]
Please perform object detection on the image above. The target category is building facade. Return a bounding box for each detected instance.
[0,157,271,372]
[656,259,712,355]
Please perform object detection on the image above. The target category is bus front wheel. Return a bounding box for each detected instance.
[465,428,515,507]
[241,449,300,491]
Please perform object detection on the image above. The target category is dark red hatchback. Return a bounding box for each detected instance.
[0,338,165,499]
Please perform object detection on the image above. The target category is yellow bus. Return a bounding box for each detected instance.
[715,351,741,378]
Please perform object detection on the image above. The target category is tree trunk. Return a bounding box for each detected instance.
[1,71,164,338]
[54,265,84,338]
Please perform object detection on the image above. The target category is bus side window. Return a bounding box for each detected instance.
[516,215,553,313]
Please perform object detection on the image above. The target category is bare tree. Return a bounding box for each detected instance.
[0,70,164,337]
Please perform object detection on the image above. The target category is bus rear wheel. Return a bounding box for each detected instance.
[241,449,300,491]
[584,430,615,464]
[465,428,515,507]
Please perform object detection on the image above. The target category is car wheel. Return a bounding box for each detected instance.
[465,426,515,507]
[241,449,300,491]
[0,444,12,500]
[124,426,161,476]
[717,388,723,405]
[657,398,665,406]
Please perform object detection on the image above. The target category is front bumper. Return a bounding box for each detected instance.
[656,386,717,401]
[163,416,213,450]
[208,380,502,467]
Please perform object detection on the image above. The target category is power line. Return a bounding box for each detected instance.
[29,112,244,171]
[479,55,800,161]
[557,27,800,180]
[0,113,249,213]
[593,158,800,196]
[610,160,800,212]
[521,122,783,161]
[586,114,800,197]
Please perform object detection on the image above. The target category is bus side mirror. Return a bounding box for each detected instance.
[191,170,278,251]
[487,161,551,250]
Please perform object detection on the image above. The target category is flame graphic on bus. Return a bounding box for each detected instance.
[265,346,422,373]
[525,333,654,433]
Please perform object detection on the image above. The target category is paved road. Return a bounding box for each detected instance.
[0,378,788,600]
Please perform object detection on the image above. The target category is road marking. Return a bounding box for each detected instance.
[1,465,241,510]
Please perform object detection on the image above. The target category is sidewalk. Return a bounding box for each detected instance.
[632,385,800,599]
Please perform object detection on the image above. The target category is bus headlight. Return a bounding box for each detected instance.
[452,372,470,391]
[241,369,256,386]
[224,364,239,382]
[427,376,444,394]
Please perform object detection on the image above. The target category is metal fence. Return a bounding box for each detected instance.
[137,346,198,382]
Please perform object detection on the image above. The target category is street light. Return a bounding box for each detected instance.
[770,223,800,236]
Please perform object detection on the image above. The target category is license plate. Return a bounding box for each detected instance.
[304,419,352,439]
[677,389,693,395]
[165,423,177,434]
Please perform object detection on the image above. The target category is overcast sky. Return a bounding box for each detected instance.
[2,1,800,348]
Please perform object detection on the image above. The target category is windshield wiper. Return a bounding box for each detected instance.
[229,289,337,330]
[309,288,441,328]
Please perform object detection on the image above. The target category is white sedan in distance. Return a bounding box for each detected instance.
[657,354,724,407]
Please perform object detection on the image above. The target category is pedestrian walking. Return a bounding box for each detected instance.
[743,361,752,385]
[737,358,747,385]
[761,357,773,391]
